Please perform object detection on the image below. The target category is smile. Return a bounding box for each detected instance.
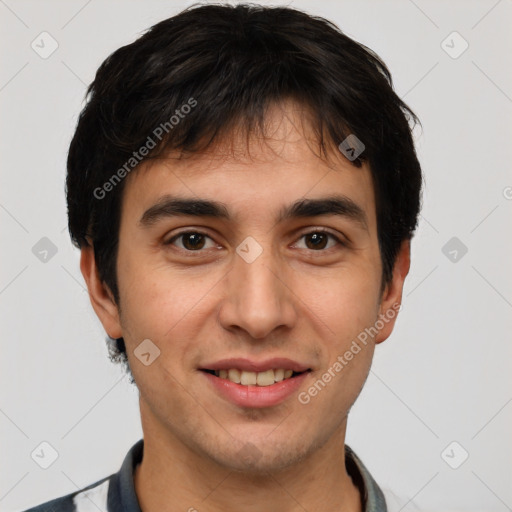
[202,368,309,386]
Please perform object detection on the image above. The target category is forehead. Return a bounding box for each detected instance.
[121,101,376,227]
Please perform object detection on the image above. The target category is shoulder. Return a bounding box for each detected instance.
[21,474,112,512]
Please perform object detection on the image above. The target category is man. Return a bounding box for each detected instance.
[25,2,422,511]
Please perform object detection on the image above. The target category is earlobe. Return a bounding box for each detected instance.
[374,239,411,344]
[80,246,123,339]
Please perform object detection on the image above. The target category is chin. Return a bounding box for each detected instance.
[209,438,313,475]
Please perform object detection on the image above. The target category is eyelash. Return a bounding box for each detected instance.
[165,228,346,253]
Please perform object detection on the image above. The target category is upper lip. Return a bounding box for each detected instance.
[199,357,311,373]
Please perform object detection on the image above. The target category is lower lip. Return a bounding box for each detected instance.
[201,371,309,408]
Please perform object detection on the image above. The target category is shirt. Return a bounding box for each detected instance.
[22,439,390,511]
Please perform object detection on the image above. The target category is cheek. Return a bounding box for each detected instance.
[305,291,377,416]
[298,268,380,397]
[117,271,204,404]
[304,267,381,334]
[116,254,222,367]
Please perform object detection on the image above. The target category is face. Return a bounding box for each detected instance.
[83,101,409,474]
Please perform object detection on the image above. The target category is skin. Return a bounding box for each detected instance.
[81,101,410,512]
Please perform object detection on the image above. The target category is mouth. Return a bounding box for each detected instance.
[200,367,311,408]
[198,358,313,407]
[200,368,311,386]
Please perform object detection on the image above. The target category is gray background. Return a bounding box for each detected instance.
[1,0,511,510]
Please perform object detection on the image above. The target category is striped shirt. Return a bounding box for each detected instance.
[22,439,391,511]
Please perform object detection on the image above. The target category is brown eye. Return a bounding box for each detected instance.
[304,232,329,250]
[181,233,205,250]
[166,231,215,251]
[296,230,342,251]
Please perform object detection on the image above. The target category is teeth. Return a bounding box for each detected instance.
[240,371,257,385]
[256,369,275,386]
[213,368,299,386]
[227,368,241,383]
[274,368,285,382]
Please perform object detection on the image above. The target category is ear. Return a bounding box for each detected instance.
[80,245,123,339]
[374,239,411,344]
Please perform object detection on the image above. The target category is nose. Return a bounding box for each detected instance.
[217,245,298,340]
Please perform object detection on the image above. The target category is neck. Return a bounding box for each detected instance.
[134,402,362,512]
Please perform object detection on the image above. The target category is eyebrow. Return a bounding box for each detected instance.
[139,194,368,231]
